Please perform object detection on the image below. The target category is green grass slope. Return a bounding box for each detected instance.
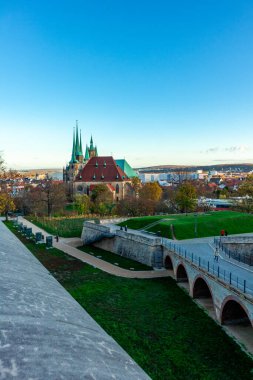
[5,221,253,380]
[119,211,253,240]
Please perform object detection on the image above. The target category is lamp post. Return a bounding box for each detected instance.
[194,212,198,238]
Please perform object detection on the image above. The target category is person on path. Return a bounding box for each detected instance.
[214,247,219,262]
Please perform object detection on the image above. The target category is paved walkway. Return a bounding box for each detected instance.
[17,217,170,279]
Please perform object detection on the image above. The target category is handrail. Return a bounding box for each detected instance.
[163,240,253,298]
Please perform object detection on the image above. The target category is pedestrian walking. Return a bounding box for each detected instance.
[214,247,219,262]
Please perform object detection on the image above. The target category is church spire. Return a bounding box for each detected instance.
[70,127,77,163]
[79,129,83,156]
[85,144,90,160]
[90,135,94,150]
[75,120,80,155]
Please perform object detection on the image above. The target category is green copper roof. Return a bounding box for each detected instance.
[79,129,83,156]
[90,135,94,150]
[116,159,137,178]
[85,145,90,160]
[70,128,78,163]
[75,122,81,155]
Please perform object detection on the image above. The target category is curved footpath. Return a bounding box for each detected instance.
[17,217,170,279]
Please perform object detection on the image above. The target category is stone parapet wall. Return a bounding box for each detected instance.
[82,222,163,268]
[221,236,253,244]
[81,222,115,245]
[224,243,253,255]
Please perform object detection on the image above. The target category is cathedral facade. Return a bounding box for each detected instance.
[63,122,137,201]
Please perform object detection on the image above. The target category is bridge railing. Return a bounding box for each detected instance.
[214,237,253,266]
[163,240,253,298]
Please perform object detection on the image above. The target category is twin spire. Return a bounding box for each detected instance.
[70,121,83,163]
[70,121,98,164]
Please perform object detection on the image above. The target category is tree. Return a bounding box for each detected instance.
[131,177,142,198]
[175,182,197,213]
[139,182,162,202]
[91,184,113,204]
[236,175,253,213]
[238,175,253,197]
[0,191,16,220]
[0,153,5,176]
[21,181,67,217]
[74,194,90,215]
[40,181,67,217]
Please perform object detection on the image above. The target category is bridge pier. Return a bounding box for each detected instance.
[163,247,253,327]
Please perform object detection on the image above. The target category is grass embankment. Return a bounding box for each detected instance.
[78,245,152,270]
[25,216,93,237]
[119,211,253,240]
[6,221,253,380]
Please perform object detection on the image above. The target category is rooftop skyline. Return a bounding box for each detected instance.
[1,1,253,169]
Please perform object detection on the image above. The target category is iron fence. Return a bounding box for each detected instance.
[163,240,253,298]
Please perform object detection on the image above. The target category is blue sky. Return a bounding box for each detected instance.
[0,1,253,169]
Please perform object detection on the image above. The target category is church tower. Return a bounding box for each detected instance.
[63,121,98,184]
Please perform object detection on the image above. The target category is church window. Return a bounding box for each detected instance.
[116,184,119,194]
[77,185,83,192]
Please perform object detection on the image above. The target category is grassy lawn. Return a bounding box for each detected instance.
[5,221,253,380]
[78,245,152,270]
[25,216,94,237]
[119,211,253,240]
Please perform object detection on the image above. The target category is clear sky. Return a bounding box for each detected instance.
[1,1,253,169]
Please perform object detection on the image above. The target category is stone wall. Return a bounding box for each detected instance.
[81,222,115,245]
[82,222,163,268]
[220,237,253,265]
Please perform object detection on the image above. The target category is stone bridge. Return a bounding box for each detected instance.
[163,241,253,329]
[82,222,253,331]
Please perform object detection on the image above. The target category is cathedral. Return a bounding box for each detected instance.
[63,122,137,201]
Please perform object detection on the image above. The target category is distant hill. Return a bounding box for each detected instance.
[136,163,253,173]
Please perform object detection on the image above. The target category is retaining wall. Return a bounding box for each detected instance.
[82,222,163,268]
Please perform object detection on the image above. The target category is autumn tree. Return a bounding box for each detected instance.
[90,184,114,215]
[74,194,91,215]
[90,184,113,204]
[175,182,197,213]
[20,181,67,217]
[0,191,16,220]
[236,175,253,213]
[40,181,67,217]
[238,175,253,197]
[131,177,142,198]
[0,154,5,175]
[0,157,16,220]
[139,182,162,202]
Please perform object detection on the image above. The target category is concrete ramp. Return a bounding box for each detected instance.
[0,221,150,380]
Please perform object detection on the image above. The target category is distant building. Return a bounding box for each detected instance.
[63,122,137,200]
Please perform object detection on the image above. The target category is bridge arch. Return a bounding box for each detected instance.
[164,255,173,270]
[192,276,214,301]
[176,263,189,283]
[221,296,252,327]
